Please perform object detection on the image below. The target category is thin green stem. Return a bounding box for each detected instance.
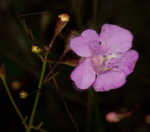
[27,24,57,132]
[27,58,47,132]
[26,13,69,132]
[1,76,27,128]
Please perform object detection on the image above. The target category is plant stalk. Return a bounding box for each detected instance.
[1,76,27,128]
[26,57,47,132]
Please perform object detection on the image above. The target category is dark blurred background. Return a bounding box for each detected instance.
[0,0,150,132]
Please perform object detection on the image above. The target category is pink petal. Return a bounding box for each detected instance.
[118,50,139,75]
[71,59,96,89]
[70,29,101,57]
[81,29,99,42]
[99,24,133,54]
[70,36,92,57]
[93,71,126,92]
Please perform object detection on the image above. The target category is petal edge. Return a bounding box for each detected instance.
[71,59,96,89]
[99,24,133,54]
[93,71,126,92]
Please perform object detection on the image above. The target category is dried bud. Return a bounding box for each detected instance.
[0,64,6,79]
[11,80,21,91]
[32,45,41,54]
[19,90,28,99]
[145,115,150,124]
[63,58,80,67]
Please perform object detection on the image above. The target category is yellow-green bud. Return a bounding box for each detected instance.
[19,90,28,99]
[32,45,41,54]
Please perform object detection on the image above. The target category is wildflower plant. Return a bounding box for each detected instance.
[0,12,139,132]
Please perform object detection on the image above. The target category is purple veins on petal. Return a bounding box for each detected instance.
[70,29,101,57]
[70,36,92,57]
[99,24,133,54]
[117,50,139,75]
[93,71,126,92]
[81,29,99,42]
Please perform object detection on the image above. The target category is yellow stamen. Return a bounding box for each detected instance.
[92,57,98,64]
[106,54,117,60]
[92,55,105,66]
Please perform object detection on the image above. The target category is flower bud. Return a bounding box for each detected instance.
[58,13,70,23]
[106,111,131,123]
[19,90,28,99]
[32,45,41,54]
[105,112,121,123]
[11,80,21,90]
[55,13,70,36]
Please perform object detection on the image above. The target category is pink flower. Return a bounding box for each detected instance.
[70,24,139,91]
[105,112,121,123]
[105,111,131,123]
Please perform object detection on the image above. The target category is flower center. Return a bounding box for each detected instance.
[92,55,105,66]
[91,54,117,74]
[106,54,117,60]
